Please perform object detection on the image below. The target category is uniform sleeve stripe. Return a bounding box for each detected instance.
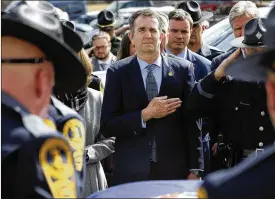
[197,82,214,99]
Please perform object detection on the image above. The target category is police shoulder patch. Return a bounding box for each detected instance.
[197,187,208,199]
[39,138,77,198]
[62,118,85,172]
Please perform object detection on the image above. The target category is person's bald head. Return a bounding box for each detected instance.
[2,36,55,116]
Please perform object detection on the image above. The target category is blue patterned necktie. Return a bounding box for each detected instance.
[100,63,108,71]
[146,64,158,101]
[146,64,158,162]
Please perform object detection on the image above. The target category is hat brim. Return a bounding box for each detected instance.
[97,19,116,29]
[224,49,275,82]
[193,12,213,24]
[2,17,87,93]
[230,36,266,48]
[76,30,90,46]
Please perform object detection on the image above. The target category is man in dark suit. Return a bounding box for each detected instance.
[164,8,211,174]
[165,9,211,82]
[100,9,203,185]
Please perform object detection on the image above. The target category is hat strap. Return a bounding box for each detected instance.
[2,57,49,64]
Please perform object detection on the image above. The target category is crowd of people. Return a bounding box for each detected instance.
[2,0,275,198]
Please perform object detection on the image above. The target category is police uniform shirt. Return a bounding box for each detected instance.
[2,92,80,198]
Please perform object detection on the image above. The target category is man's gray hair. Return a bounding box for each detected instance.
[157,11,169,34]
[129,8,161,34]
[168,9,193,29]
[229,1,259,27]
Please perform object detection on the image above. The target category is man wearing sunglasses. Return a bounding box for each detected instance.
[2,1,87,198]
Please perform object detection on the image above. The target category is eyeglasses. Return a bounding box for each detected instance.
[2,57,50,64]
[94,45,109,51]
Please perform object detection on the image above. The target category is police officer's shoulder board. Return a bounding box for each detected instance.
[2,92,78,198]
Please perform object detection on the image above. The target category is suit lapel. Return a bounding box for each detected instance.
[92,58,100,71]
[159,55,174,96]
[186,49,196,65]
[128,55,148,107]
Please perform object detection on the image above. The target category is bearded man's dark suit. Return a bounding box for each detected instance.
[100,54,203,185]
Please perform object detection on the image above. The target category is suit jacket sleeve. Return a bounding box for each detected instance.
[100,66,143,138]
[186,70,226,119]
[182,64,204,170]
[86,92,115,164]
[86,136,115,164]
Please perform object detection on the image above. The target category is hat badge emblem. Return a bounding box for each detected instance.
[256,31,262,40]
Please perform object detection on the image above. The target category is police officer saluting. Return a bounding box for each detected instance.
[2,1,87,198]
[198,7,275,198]
[97,10,121,56]
[187,15,275,169]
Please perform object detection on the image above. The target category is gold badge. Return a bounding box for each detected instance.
[168,71,173,76]
[39,138,77,198]
[62,118,85,172]
[44,118,57,131]
[197,187,208,199]
[100,81,105,94]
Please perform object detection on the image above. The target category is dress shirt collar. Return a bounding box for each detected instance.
[165,47,187,59]
[98,52,114,65]
[137,55,162,72]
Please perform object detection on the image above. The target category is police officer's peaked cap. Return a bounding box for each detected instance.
[2,1,87,93]
[225,6,275,82]
[97,10,116,30]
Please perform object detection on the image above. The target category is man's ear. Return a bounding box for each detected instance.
[202,25,207,32]
[160,32,165,41]
[266,80,275,112]
[128,31,134,44]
